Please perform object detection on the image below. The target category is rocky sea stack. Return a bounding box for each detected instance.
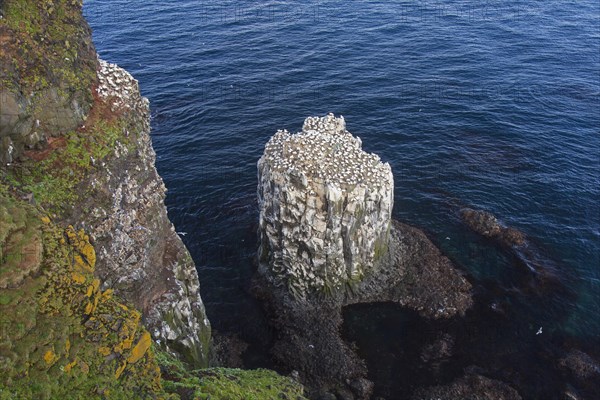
[254,114,473,399]
[258,114,394,298]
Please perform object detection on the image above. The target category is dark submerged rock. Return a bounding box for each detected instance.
[460,208,526,247]
[411,371,522,400]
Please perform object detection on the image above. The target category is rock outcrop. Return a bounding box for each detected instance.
[255,115,473,399]
[412,371,522,400]
[459,207,567,296]
[460,208,526,247]
[258,114,394,297]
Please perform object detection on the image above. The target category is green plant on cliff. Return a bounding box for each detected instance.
[0,0,97,96]
[0,187,308,399]
[156,351,307,400]
[4,95,133,215]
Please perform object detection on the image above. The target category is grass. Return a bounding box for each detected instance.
[156,350,308,400]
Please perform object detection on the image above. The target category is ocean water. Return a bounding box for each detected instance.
[84,0,599,396]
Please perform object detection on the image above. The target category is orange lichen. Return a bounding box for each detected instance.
[64,360,77,373]
[84,293,101,316]
[127,332,152,364]
[115,361,127,379]
[65,226,96,272]
[98,346,111,356]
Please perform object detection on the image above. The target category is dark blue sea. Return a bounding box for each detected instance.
[85,1,599,397]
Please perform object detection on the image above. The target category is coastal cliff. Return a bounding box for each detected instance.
[0,0,210,367]
[1,1,308,398]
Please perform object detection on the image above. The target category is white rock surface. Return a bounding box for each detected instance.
[258,113,394,298]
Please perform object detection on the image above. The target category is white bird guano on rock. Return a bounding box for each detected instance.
[257,113,394,298]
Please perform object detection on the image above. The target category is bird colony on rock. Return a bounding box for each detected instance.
[258,113,394,298]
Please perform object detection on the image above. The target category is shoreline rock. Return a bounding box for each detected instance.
[459,207,568,296]
[460,208,526,247]
[411,370,522,400]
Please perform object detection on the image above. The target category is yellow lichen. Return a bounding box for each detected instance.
[65,338,71,353]
[44,350,58,365]
[71,272,86,284]
[41,216,51,224]
[64,360,77,373]
[127,332,152,364]
[80,242,96,268]
[98,346,111,356]
[102,289,114,299]
[115,361,127,379]
[65,226,96,271]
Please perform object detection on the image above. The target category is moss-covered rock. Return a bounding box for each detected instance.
[0,189,165,399]
[1,5,212,368]
[3,89,134,215]
[0,0,98,163]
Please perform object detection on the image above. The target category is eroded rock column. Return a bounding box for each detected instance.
[258,114,394,298]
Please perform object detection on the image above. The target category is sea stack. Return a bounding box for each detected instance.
[257,113,394,298]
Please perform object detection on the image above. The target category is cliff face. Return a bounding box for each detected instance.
[0,0,210,367]
[0,190,165,399]
[70,59,211,367]
[0,2,309,397]
[0,187,308,399]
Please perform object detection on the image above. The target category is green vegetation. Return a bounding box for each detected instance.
[4,96,133,215]
[0,0,96,95]
[0,188,308,399]
[157,351,307,400]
